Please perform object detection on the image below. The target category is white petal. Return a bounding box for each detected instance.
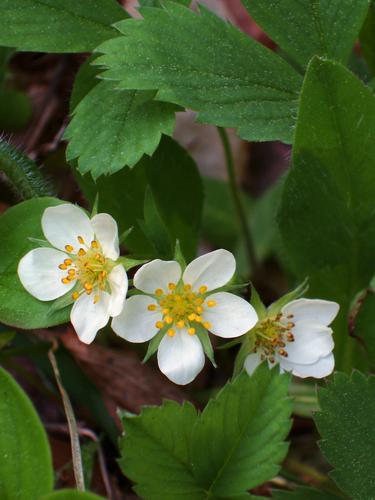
[280,353,334,379]
[285,322,334,364]
[107,264,128,317]
[42,204,93,253]
[134,259,181,294]
[90,213,119,260]
[282,298,339,326]
[18,247,74,301]
[244,352,262,376]
[182,249,235,291]
[71,292,110,344]
[202,292,258,338]
[111,295,161,342]
[157,329,205,385]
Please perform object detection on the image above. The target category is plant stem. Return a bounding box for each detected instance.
[217,127,258,273]
[48,341,85,491]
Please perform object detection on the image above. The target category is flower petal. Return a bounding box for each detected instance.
[182,249,235,291]
[18,247,74,301]
[280,353,334,379]
[202,292,258,338]
[157,329,205,385]
[90,213,119,260]
[107,264,128,317]
[244,352,262,376]
[42,204,93,253]
[134,259,182,294]
[71,291,110,344]
[282,298,339,326]
[111,295,161,342]
[285,322,334,364]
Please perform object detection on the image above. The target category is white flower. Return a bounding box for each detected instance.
[112,249,258,385]
[18,203,128,344]
[244,298,339,378]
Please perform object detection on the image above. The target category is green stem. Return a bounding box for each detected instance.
[217,127,258,273]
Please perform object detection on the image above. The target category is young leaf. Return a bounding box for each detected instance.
[0,0,127,52]
[190,367,292,496]
[0,366,53,499]
[119,401,203,500]
[242,0,370,70]
[0,197,71,329]
[97,1,302,143]
[278,57,375,371]
[65,81,178,178]
[315,371,375,499]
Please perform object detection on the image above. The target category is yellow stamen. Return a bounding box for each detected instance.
[167,328,175,337]
[162,308,169,315]
[77,236,85,244]
[203,321,211,330]
[68,269,76,276]
[65,244,74,252]
[188,327,196,336]
[168,282,176,290]
[93,294,100,304]
[207,300,216,307]
[148,304,157,311]
[61,278,70,284]
[72,291,79,300]
[195,297,204,305]
[195,316,202,323]
[78,248,86,256]
[64,258,72,266]
[184,284,192,292]
[165,316,174,325]
[188,313,196,321]
[155,288,163,296]
[156,321,164,329]
[199,285,208,294]
[176,320,185,328]
[196,306,203,314]
[84,282,93,291]
[91,240,98,249]
[59,263,67,270]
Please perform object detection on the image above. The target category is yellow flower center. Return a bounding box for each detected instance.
[147,283,216,336]
[254,313,295,363]
[58,236,115,303]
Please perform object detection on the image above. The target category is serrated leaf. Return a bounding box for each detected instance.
[315,371,375,499]
[0,366,53,499]
[65,81,178,178]
[190,367,292,496]
[242,0,370,70]
[0,0,127,52]
[97,1,302,143]
[119,401,203,500]
[278,57,375,371]
[0,197,71,329]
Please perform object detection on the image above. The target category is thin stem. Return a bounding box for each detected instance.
[48,341,85,491]
[217,127,258,273]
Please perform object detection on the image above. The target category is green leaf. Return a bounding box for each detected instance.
[190,367,292,496]
[41,491,105,500]
[315,371,375,499]
[0,366,53,499]
[97,1,303,143]
[119,401,203,500]
[278,57,375,371]
[272,487,341,499]
[69,55,101,112]
[65,81,178,178]
[360,3,375,77]
[242,0,370,70]
[0,197,71,329]
[0,0,127,53]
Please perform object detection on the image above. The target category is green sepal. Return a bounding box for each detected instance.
[27,237,51,248]
[173,240,186,270]
[249,283,267,319]
[119,226,134,244]
[91,192,99,217]
[196,324,216,368]
[142,327,166,363]
[216,336,244,351]
[118,256,149,271]
[48,289,78,315]
[267,278,309,316]
[233,334,255,378]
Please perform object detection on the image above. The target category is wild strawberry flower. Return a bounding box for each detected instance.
[18,203,127,343]
[112,249,258,385]
[244,298,339,378]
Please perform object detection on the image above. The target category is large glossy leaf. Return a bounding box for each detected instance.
[0,366,53,499]
[315,371,375,499]
[0,0,126,52]
[96,1,302,144]
[242,0,370,70]
[0,197,70,328]
[278,57,375,371]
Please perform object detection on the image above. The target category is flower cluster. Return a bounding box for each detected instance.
[18,204,339,385]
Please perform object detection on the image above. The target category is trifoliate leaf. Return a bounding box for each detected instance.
[97,1,302,143]
[190,367,292,496]
[65,81,178,178]
[242,0,370,70]
[315,371,375,499]
[0,0,127,52]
